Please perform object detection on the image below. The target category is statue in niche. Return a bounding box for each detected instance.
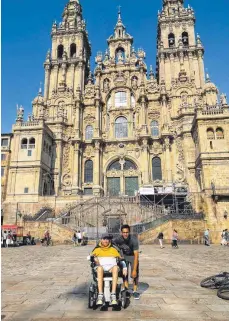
[103,79,110,93]
[117,50,124,63]
[132,77,138,90]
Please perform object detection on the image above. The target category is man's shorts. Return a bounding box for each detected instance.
[124,255,139,280]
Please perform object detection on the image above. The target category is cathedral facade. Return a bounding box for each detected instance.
[3,0,229,224]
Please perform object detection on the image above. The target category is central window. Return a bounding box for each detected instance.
[115,91,127,108]
[115,117,128,138]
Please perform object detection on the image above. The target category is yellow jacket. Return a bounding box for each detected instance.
[92,242,120,257]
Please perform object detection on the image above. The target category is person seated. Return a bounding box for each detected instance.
[91,233,127,306]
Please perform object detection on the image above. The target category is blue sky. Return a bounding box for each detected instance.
[2,0,229,133]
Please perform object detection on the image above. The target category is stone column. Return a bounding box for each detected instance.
[142,139,149,185]
[164,137,172,183]
[197,50,205,88]
[44,65,51,100]
[54,65,59,92]
[72,142,80,194]
[159,53,165,83]
[93,141,101,196]
[71,64,75,90]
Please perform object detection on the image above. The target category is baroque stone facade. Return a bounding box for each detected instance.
[3,0,229,225]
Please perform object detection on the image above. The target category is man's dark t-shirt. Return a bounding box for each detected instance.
[113,235,139,256]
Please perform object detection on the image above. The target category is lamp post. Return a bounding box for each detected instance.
[16,209,22,225]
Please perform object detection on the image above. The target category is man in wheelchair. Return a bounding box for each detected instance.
[90,233,127,306]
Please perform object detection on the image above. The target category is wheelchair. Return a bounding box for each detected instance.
[88,256,128,309]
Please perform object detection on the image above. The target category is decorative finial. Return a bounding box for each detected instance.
[39,82,42,95]
[118,5,121,20]
[206,69,210,82]
[149,65,154,79]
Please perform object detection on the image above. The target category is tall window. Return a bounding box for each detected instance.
[85,125,93,140]
[115,92,127,108]
[152,157,162,181]
[70,43,76,57]
[115,117,128,138]
[21,138,28,149]
[57,45,64,59]
[1,167,5,177]
[207,128,215,140]
[216,127,224,139]
[29,138,35,149]
[84,160,93,183]
[1,154,6,161]
[182,32,189,47]
[168,33,175,47]
[151,121,159,137]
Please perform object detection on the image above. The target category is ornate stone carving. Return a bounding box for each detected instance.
[113,71,127,87]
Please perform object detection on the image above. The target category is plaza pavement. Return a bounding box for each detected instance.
[1,244,229,321]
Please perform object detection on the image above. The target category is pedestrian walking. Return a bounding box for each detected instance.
[77,231,82,246]
[204,229,210,246]
[172,229,179,248]
[157,231,164,249]
[72,232,77,246]
[221,230,227,246]
[3,230,7,248]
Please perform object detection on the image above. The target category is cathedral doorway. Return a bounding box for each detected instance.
[106,159,140,197]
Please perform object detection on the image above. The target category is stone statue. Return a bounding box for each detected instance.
[117,50,124,63]
[132,77,138,90]
[16,104,24,121]
[104,79,110,93]
[220,93,227,105]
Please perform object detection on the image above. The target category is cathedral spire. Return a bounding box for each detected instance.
[114,6,126,39]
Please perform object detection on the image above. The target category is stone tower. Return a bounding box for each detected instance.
[157,0,205,90]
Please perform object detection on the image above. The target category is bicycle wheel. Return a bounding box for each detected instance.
[217,285,229,300]
[200,272,229,289]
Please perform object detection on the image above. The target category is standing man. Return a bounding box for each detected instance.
[157,231,164,249]
[113,224,140,300]
[204,229,210,246]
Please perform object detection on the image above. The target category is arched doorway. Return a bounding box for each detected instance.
[106,158,139,196]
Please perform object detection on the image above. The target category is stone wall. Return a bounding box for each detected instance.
[22,221,74,244]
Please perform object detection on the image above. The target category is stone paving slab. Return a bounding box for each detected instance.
[1,244,229,320]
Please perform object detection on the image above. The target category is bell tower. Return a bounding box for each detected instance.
[43,0,91,100]
[157,0,205,90]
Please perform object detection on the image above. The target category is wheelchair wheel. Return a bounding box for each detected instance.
[120,289,127,309]
[88,291,96,309]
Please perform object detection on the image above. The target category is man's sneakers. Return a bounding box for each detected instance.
[110,293,118,305]
[133,291,140,300]
[96,293,104,306]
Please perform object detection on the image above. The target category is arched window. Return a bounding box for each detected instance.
[182,32,189,47]
[115,91,127,108]
[21,138,28,149]
[207,128,215,140]
[115,117,128,138]
[152,157,162,181]
[216,127,224,139]
[29,137,35,149]
[84,160,93,183]
[108,160,121,171]
[57,44,64,59]
[124,160,137,170]
[70,43,76,58]
[107,95,112,110]
[85,125,93,140]
[151,121,159,137]
[168,33,175,48]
